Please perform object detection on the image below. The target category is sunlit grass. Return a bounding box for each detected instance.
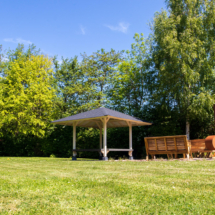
[1,157,215,214]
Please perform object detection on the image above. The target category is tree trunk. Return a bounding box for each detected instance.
[186,120,190,140]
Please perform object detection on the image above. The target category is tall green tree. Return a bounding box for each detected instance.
[54,56,81,116]
[81,48,123,107]
[109,33,148,116]
[147,0,215,139]
[0,45,56,137]
[53,56,101,116]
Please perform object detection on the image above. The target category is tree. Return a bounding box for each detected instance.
[109,33,148,116]
[54,56,81,116]
[81,48,123,107]
[0,45,2,62]
[53,55,102,116]
[0,45,56,137]
[147,0,215,139]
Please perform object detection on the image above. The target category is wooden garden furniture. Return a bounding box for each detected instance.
[144,135,190,160]
[189,137,215,158]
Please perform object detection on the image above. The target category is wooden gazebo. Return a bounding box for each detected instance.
[51,107,152,160]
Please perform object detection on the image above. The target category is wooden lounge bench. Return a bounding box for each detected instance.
[144,135,190,160]
[189,139,215,158]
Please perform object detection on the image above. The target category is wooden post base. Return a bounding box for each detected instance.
[129,156,133,160]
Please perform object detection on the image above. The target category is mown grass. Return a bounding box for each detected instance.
[0,157,215,214]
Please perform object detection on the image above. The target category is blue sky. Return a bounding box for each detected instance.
[1,0,166,60]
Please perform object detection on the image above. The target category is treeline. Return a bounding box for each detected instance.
[1,0,215,158]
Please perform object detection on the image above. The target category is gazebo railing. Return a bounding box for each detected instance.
[72,149,134,152]
[72,148,134,160]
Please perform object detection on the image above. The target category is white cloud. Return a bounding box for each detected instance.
[80,25,86,35]
[105,22,130,33]
[4,38,32,45]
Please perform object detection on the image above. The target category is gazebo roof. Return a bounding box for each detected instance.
[52,107,152,128]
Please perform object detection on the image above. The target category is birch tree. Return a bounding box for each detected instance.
[147,0,215,139]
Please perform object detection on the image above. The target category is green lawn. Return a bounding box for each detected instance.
[1,158,215,214]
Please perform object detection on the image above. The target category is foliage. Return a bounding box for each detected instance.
[1,157,215,214]
[109,33,148,115]
[53,56,95,116]
[146,0,215,138]
[1,1,215,157]
[81,48,123,107]
[0,45,56,137]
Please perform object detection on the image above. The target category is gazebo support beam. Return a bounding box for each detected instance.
[95,121,103,160]
[72,121,77,160]
[126,121,133,160]
[99,128,103,160]
[101,117,110,161]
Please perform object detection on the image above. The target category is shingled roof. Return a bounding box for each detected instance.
[51,107,152,128]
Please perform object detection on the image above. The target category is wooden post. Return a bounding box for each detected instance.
[72,121,77,160]
[95,121,103,160]
[128,123,133,160]
[103,118,107,159]
[145,138,149,161]
[100,128,102,149]
[187,153,190,160]
[101,117,109,161]
[146,153,149,161]
[99,128,103,160]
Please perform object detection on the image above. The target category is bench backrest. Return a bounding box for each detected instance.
[144,135,189,154]
[189,139,205,151]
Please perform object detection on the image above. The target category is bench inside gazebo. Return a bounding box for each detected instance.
[51,107,152,160]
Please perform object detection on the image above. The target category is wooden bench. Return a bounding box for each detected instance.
[144,135,190,160]
[189,139,215,158]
